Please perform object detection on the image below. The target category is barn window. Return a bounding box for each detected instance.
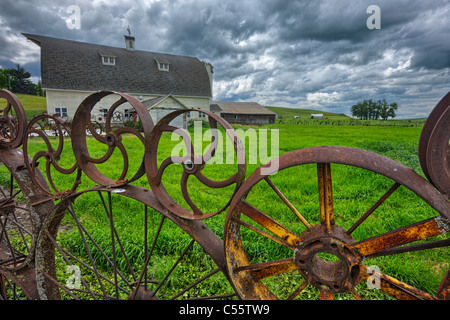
[55,107,68,118]
[158,62,169,71]
[101,55,116,65]
[155,58,170,71]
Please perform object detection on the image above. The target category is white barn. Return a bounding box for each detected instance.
[23,33,214,124]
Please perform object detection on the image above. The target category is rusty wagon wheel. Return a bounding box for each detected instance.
[0,160,36,300]
[418,91,450,196]
[21,92,237,300]
[71,90,154,188]
[33,185,237,300]
[224,146,450,300]
[0,90,27,149]
[146,109,246,220]
[0,90,54,299]
[0,147,54,300]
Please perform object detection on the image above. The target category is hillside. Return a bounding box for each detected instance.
[6,93,47,119]
[266,106,350,120]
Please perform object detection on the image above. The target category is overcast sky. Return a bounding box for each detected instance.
[0,0,449,118]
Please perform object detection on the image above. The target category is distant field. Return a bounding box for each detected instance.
[266,105,426,127]
[11,121,447,300]
[11,93,47,119]
[266,105,349,121]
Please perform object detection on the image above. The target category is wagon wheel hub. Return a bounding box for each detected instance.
[183,155,204,174]
[294,224,364,293]
[128,286,160,300]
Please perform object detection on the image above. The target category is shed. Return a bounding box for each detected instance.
[211,101,276,124]
[142,95,188,129]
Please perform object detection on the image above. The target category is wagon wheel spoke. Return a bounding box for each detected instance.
[181,171,203,216]
[351,216,448,257]
[202,117,218,163]
[437,269,450,299]
[194,171,238,188]
[38,188,235,300]
[361,265,436,300]
[264,176,312,229]
[236,200,301,248]
[317,163,334,232]
[164,125,195,156]
[319,290,334,300]
[154,156,184,186]
[347,182,401,235]
[233,258,296,280]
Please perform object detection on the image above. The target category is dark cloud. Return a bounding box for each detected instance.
[0,0,449,118]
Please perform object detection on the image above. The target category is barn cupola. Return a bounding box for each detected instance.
[124,26,135,51]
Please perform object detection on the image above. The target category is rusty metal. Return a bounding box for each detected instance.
[71,90,154,188]
[146,108,246,220]
[419,92,450,196]
[1,90,237,300]
[1,89,449,300]
[0,90,27,149]
[224,100,450,301]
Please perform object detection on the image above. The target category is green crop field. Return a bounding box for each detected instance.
[0,94,448,300]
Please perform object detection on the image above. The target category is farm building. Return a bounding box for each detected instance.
[210,101,277,124]
[23,33,213,123]
[311,113,324,119]
[142,95,189,129]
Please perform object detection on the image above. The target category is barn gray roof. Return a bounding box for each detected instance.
[23,33,212,97]
[211,101,276,115]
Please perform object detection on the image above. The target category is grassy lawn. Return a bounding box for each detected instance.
[0,94,447,299]
[12,93,47,119]
[12,119,447,300]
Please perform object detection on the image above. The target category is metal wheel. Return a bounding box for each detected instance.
[418,91,450,196]
[112,111,124,123]
[146,109,246,220]
[34,185,236,300]
[23,113,80,198]
[0,90,27,149]
[19,92,237,300]
[0,148,54,300]
[224,146,450,300]
[71,90,154,188]
[0,91,54,299]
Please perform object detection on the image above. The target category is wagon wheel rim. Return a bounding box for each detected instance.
[418,91,450,189]
[0,90,27,150]
[146,108,246,220]
[71,91,154,187]
[224,146,450,300]
[0,147,54,300]
[23,113,82,198]
[35,185,236,300]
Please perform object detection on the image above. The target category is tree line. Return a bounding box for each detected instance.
[0,64,44,96]
[351,99,398,120]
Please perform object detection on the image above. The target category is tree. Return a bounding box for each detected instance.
[351,99,398,120]
[4,64,37,95]
[0,69,9,89]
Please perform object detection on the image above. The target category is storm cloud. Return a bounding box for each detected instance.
[0,0,449,118]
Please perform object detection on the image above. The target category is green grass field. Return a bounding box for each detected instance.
[267,105,349,120]
[1,94,448,300]
[12,93,47,119]
[12,121,448,300]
